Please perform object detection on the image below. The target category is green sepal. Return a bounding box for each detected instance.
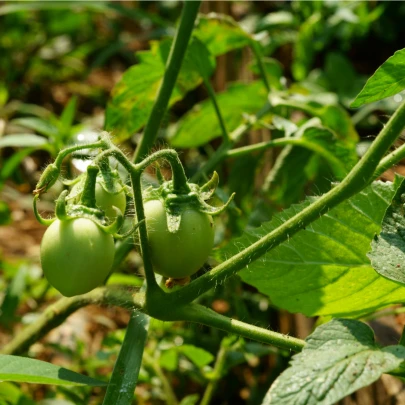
[33,195,55,226]
[199,171,219,201]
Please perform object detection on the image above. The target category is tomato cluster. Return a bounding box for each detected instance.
[35,142,231,297]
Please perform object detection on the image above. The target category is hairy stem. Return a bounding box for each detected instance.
[178,304,304,352]
[169,99,405,305]
[373,141,405,180]
[1,287,142,355]
[133,1,201,163]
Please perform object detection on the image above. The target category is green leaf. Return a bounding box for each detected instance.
[103,312,149,404]
[0,134,48,148]
[105,38,206,142]
[160,349,178,371]
[351,48,405,108]
[11,118,59,138]
[292,12,322,81]
[0,201,11,225]
[170,81,267,148]
[179,394,200,405]
[263,120,357,206]
[0,354,107,386]
[263,319,405,405]
[60,96,77,132]
[368,192,405,285]
[187,38,216,79]
[217,178,405,317]
[180,345,214,368]
[250,57,284,90]
[193,14,251,57]
[270,93,358,141]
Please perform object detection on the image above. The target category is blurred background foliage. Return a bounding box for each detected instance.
[1,1,405,404]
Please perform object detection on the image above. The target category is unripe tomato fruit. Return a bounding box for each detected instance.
[95,182,126,221]
[143,199,215,279]
[40,218,115,297]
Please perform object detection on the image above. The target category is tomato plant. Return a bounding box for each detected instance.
[6,3,405,405]
[40,217,115,297]
[144,199,215,279]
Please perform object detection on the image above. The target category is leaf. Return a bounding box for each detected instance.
[263,120,357,206]
[368,192,405,285]
[263,319,405,405]
[105,38,206,142]
[0,134,48,148]
[187,38,216,79]
[160,349,178,371]
[60,96,77,132]
[180,345,215,368]
[0,354,107,386]
[351,48,405,108]
[11,118,59,138]
[179,394,200,405]
[170,81,267,148]
[270,93,358,141]
[217,178,405,317]
[194,13,251,57]
[292,12,322,81]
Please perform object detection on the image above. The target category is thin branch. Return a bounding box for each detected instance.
[203,76,230,143]
[133,1,202,163]
[1,287,143,355]
[225,137,347,178]
[178,304,305,352]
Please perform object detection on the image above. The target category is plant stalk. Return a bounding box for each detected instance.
[133,1,202,163]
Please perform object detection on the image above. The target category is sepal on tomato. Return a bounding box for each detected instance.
[143,171,234,233]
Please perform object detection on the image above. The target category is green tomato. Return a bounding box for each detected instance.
[143,199,215,279]
[40,218,115,297]
[95,181,126,221]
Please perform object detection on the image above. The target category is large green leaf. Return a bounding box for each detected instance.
[263,319,405,405]
[105,38,210,142]
[0,354,107,386]
[193,13,251,56]
[351,48,405,108]
[368,194,405,285]
[170,81,267,148]
[217,178,405,317]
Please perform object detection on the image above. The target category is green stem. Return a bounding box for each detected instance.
[178,304,304,352]
[200,341,228,405]
[191,103,272,182]
[1,287,141,355]
[250,40,271,93]
[143,351,179,405]
[203,76,230,143]
[372,142,405,180]
[135,149,190,194]
[226,137,346,178]
[133,1,201,163]
[103,311,149,405]
[54,140,107,167]
[169,99,405,305]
